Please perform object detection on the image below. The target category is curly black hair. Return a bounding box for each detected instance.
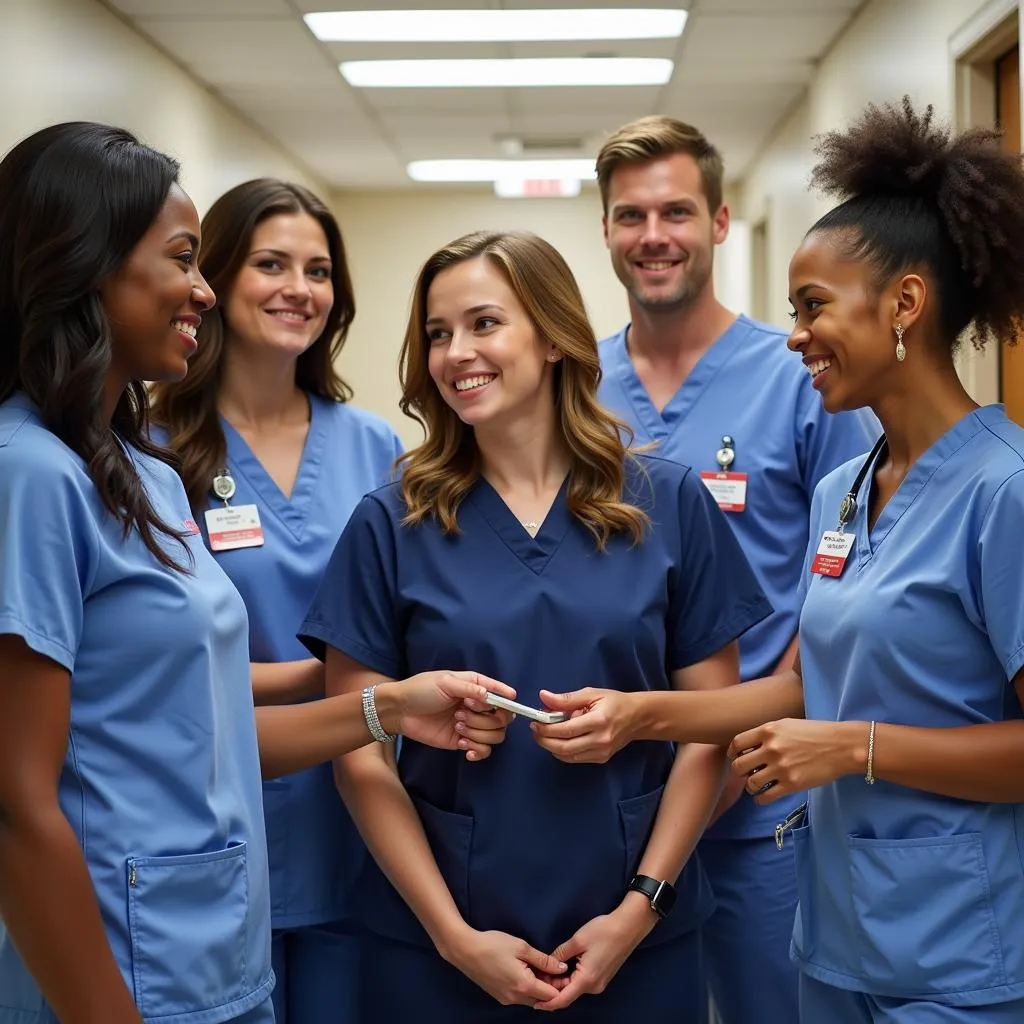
[808,96,1024,349]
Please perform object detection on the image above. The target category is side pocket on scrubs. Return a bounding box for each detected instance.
[618,786,665,885]
[260,779,291,919]
[847,832,1005,996]
[411,796,474,919]
[127,842,250,1020]
[790,820,816,961]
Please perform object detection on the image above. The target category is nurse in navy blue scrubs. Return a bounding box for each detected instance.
[536,100,1024,1023]
[152,179,403,1024]
[298,230,772,1021]
[0,124,514,1024]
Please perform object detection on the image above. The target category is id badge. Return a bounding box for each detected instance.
[700,471,748,513]
[204,504,265,552]
[810,530,855,577]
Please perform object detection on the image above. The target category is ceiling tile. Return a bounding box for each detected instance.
[509,84,663,114]
[679,12,849,62]
[360,87,511,114]
[135,16,337,87]
[379,112,516,145]
[108,0,291,14]
[695,0,858,11]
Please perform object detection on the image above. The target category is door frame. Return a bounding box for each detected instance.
[949,0,1020,406]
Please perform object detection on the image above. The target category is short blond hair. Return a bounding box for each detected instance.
[596,115,724,214]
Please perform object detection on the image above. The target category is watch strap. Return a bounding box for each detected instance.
[628,874,676,919]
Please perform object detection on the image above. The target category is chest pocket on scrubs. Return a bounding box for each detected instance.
[846,832,1005,997]
[127,843,252,1019]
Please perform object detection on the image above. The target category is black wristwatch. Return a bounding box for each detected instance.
[627,874,677,919]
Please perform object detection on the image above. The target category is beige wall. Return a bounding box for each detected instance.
[333,184,747,446]
[331,187,626,446]
[739,0,1011,402]
[1,0,322,213]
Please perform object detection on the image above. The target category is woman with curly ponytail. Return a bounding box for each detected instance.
[532,98,1024,1021]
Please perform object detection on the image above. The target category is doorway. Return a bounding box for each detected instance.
[996,44,1024,425]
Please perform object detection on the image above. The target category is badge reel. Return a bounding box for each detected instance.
[204,470,265,552]
[810,435,885,578]
[699,434,748,513]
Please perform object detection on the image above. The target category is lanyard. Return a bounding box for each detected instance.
[836,434,887,533]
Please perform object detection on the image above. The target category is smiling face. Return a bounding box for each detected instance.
[425,256,560,430]
[221,211,333,359]
[603,152,728,312]
[787,229,901,413]
[99,183,214,384]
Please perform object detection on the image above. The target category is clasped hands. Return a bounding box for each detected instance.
[419,681,656,1008]
[442,893,657,1011]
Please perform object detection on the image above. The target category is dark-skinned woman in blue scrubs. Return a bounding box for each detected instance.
[298,230,772,1021]
[0,123,514,1024]
[152,179,402,1024]
[533,99,1024,1023]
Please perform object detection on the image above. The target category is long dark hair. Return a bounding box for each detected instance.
[151,179,355,508]
[0,121,192,571]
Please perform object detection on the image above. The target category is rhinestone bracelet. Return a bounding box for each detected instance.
[362,684,396,744]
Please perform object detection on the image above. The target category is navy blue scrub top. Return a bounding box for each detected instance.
[599,318,876,838]
[299,454,771,955]
[794,406,1024,1006]
[0,395,273,1024]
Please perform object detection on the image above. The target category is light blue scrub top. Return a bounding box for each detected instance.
[794,405,1024,1006]
[299,455,773,956]
[200,395,402,929]
[0,395,273,1024]
[598,318,876,837]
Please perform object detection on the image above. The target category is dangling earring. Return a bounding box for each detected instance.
[894,322,906,362]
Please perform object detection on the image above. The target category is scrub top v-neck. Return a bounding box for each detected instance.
[599,318,875,839]
[299,454,772,956]
[203,394,403,929]
[794,404,1024,1006]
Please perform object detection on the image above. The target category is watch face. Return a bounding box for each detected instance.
[653,883,676,917]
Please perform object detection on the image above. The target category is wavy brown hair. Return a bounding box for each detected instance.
[151,179,355,508]
[398,231,647,550]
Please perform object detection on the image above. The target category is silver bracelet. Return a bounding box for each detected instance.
[362,684,396,744]
[865,720,876,785]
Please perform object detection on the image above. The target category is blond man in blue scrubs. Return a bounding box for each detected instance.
[589,115,875,1024]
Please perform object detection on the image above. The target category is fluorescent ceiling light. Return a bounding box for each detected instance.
[341,57,673,88]
[305,9,686,43]
[407,159,597,183]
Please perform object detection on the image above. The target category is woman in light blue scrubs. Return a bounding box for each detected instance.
[0,123,513,1024]
[298,231,773,1021]
[151,180,402,1024]
[534,99,1024,1022]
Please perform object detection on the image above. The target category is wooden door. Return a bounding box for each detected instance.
[996,46,1024,425]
